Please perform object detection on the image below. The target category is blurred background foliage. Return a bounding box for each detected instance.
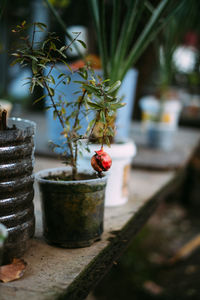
[0,0,199,116]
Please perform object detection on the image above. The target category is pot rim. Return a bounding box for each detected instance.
[147,121,175,131]
[8,117,36,130]
[35,166,107,185]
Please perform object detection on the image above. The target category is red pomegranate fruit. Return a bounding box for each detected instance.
[91,147,112,173]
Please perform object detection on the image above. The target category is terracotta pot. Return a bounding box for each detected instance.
[36,167,107,248]
[0,118,36,263]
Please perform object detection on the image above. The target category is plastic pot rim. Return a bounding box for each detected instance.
[35,166,107,185]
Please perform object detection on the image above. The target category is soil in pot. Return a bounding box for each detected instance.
[37,168,107,248]
[0,118,36,264]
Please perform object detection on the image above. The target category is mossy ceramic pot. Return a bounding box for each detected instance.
[0,223,8,266]
[0,118,36,263]
[36,167,107,248]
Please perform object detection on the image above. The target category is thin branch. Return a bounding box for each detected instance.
[44,0,84,59]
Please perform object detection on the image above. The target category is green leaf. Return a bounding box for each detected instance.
[100,110,106,123]
[10,58,22,66]
[21,20,26,27]
[56,49,67,58]
[35,22,47,29]
[36,23,46,32]
[33,94,47,104]
[50,42,56,50]
[77,39,87,49]
[30,81,36,94]
[59,59,72,72]
[38,63,47,69]
[60,46,66,52]
[57,73,66,79]
[107,80,121,94]
[78,70,88,80]
[49,87,54,96]
[73,80,85,85]
[36,79,44,88]
[61,107,66,114]
[102,79,110,83]
[105,136,111,147]
[11,53,20,57]
[82,84,100,95]
[87,119,95,131]
[107,126,114,136]
[110,102,125,110]
[50,75,55,84]
[32,60,38,74]
[53,110,58,120]
[66,75,71,84]
[25,54,38,61]
[87,101,101,109]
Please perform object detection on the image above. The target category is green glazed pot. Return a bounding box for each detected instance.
[36,167,107,248]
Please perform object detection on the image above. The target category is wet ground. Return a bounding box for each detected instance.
[87,199,200,300]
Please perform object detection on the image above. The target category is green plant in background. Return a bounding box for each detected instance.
[44,0,186,86]
[155,0,200,95]
[88,0,188,86]
[49,0,70,9]
[11,22,123,179]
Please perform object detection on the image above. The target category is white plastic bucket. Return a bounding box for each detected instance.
[139,96,182,129]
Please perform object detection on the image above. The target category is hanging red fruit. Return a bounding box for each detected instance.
[91,147,112,173]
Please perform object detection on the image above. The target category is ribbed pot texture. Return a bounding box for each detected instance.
[0,118,36,263]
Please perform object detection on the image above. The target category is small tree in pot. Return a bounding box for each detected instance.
[12,22,123,247]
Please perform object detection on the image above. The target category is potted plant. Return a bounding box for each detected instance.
[139,1,197,150]
[13,22,124,247]
[87,0,186,135]
[79,0,185,204]
[42,0,184,206]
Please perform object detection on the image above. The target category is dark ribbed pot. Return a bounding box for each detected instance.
[36,167,107,248]
[0,118,36,263]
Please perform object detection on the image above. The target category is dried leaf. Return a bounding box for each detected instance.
[143,280,164,295]
[168,235,200,265]
[0,258,27,283]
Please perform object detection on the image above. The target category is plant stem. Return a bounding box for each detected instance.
[73,90,87,130]
[44,0,84,59]
[43,79,76,177]
[88,111,100,141]
[31,23,36,49]
[72,89,87,178]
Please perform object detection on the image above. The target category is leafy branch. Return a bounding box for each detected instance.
[12,22,124,179]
